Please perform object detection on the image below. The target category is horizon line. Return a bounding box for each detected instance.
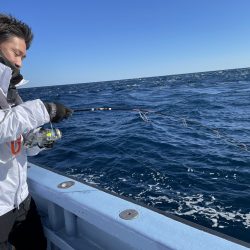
[23,66,250,89]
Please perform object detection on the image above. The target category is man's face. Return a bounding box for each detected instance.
[0,36,26,69]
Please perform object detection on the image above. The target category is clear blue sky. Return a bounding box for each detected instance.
[1,0,250,87]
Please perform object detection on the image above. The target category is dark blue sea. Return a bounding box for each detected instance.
[20,68,250,243]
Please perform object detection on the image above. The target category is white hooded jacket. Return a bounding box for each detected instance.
[0,62,50,216]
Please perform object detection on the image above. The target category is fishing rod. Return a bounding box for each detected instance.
[74,107,138,112]
[73,106,249,152]
[74,107,150,122]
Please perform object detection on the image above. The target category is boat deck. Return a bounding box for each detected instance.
[27,163,250,250]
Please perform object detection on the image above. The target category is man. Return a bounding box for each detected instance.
[0,14,72,249]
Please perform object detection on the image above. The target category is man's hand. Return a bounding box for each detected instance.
[44,102,73,123]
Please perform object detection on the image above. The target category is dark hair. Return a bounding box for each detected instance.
[0,14,33,49]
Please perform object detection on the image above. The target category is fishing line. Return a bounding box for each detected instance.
[73,108,169,179]
[82,125,167,185]
[73,107,249,152]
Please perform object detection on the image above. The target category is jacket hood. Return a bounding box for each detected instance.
[0,62,29,96]
[0,62,12,96]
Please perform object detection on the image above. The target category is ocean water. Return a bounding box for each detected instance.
[20,68,250,243]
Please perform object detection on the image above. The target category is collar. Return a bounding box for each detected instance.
[0,62,29,96]
[15,79,29,87]
[0,62,12,96]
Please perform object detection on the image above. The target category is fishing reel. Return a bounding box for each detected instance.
[24,126,62,149]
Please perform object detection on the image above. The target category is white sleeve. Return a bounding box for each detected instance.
[0,99,50,144]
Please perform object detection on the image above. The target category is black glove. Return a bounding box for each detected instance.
[44,102,73,123]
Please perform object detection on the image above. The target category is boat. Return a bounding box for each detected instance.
[27,162,250,250]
